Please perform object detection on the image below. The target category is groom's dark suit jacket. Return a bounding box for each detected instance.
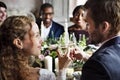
[81,36,120,80]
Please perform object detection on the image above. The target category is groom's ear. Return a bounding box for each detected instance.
[13,38,23,49]
[101,21,110,33]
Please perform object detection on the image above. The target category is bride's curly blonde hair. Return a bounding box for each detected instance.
[0,16,34,80]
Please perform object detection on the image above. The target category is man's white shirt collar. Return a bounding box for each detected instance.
[41,22,52,41]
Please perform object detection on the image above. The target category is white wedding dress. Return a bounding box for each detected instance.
[39,69,56,80]
[39,69,66,80]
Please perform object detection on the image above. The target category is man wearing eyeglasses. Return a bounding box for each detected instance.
[36,3,64,41]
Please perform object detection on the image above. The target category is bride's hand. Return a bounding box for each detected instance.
[56,48,72,70]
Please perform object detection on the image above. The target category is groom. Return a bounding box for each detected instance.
[71,0,120,80]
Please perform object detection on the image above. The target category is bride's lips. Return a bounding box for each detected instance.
[38,46,41,49]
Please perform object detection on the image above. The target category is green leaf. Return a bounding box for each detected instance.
[49,51,58,58]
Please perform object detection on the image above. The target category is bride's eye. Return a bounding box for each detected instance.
[36,34,40,37]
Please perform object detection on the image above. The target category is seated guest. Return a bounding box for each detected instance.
[36,3,64,41]
[0,1,7,26]
[68,5,89,43]
[0,16,72,80]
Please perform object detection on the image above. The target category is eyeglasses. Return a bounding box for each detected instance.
[42,12,54,16]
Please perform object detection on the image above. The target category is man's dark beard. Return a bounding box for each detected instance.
[89,30,103,45]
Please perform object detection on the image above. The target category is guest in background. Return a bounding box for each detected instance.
[36,3,64,41]
[68,5,89,43]
[71,0,120,80]
[0,16,71,80]
[0,1,7,26]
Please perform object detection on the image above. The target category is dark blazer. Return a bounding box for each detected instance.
[81,36,120,80]
[36,18,64,39]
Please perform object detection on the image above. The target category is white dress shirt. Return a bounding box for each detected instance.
[41,23,52,41]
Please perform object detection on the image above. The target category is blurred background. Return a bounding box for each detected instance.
[0,0,87,26]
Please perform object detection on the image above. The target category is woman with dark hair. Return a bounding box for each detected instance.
[68,5,89,43]
[0,1,7,26]
[0,16,71,80]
